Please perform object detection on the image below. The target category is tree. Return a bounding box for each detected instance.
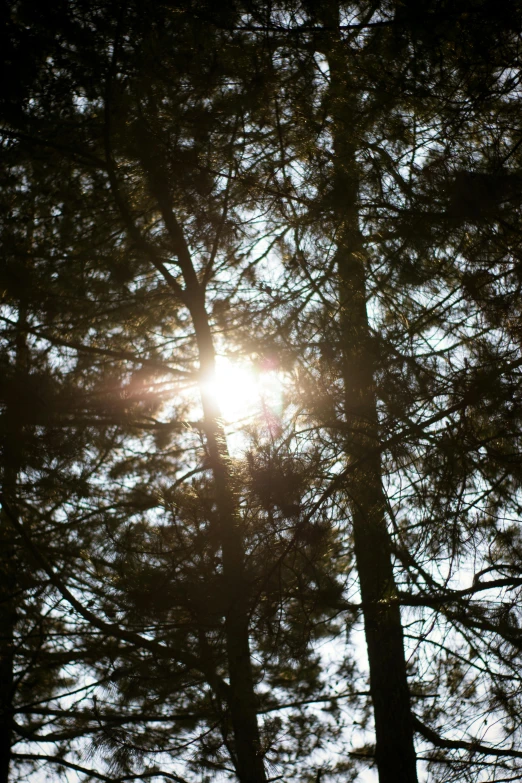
[0,132,141,781]
[2,1,522,782]
[248,1,522,780]
[2,3,342,781]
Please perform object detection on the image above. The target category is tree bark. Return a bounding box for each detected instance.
[337,249,418,783]
[321,7,419,782]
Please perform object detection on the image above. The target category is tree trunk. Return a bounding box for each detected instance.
[134,142,267,782]
[337,245,418,783]
[321,8,419,781]
[191,299,267,783]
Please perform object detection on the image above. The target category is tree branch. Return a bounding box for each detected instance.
[414,717,522,760]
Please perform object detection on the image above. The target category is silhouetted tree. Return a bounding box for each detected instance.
[2,2,522,783]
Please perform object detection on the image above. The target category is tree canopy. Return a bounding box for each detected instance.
[2,2,522,782]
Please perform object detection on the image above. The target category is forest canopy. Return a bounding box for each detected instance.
[2,2,522,782]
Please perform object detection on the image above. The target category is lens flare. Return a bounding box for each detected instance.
[202,357,283,427]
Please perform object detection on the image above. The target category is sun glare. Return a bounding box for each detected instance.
[203,357,283,428]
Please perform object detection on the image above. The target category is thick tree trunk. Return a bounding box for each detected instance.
[337,243,418,783]
[321,8,419,781]
[336,204,418,783]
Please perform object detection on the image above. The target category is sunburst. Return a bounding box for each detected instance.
[203,356,283,427]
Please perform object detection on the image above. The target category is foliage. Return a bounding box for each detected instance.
[2,2,522,782]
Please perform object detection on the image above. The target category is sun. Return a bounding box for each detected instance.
[203,356,283,427]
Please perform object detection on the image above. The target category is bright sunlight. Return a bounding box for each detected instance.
[203,357,284,428]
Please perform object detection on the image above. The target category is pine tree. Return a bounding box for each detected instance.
[0,138,137,781]
[244,1,522,780]
[3,2,522,783]
[2,2,340,780]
